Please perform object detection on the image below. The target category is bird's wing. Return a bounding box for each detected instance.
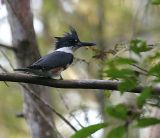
[28,51,73,70]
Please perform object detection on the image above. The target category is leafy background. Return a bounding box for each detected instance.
[1,0,160,137]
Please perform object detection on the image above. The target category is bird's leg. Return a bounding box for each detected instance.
[60,75,63,80]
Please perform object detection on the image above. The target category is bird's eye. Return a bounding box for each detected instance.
[75,39,78,42]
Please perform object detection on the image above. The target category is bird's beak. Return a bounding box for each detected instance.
[77,41,96,47]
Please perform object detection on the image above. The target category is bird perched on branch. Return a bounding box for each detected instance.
[14,27,96,79]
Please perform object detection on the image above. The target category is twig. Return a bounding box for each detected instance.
[21,84,77,132]
[0,64,9,87]
[131,64,148,74]
[16,112,25,118]
[0,50,15,69]
[0,43,16,52]
[131,64,160,78]
[74,58,89,65]
[59,92,84,128]
[21,84,55,129]
[0,64,8,72]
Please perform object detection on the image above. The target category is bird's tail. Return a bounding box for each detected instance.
[14,68,52,78]
[14,68,30,72]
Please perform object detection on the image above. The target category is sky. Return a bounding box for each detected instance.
[0,4,43,45]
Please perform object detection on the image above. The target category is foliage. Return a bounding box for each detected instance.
[106,125,126,138]
[71,123,107,138]
[106,104,128,120]
[71,38,160,137]
[152,0,160,5]
[137,87,152,107]
[28,2,160,138]
[137,118,160,127]
[1,0,160,137]
[130,39,150,56]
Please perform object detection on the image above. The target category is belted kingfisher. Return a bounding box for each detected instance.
[14,27,96,78]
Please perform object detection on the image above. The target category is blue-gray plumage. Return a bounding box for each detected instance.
[14,27,96,78]
[29,51,73,70]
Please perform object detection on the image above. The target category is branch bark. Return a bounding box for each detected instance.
[1,72,160,94]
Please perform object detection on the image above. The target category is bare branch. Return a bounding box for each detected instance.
[0,72,159,94]
[0,60,77,132]
[0,50,15,69]
[0,43,17,51]
[16,112,25,118]
[59,92,84,128]
[0,64,8,72]
[21,83,77,132]
[0,73,126,89]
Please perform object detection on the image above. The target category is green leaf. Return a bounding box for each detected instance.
[118,78,137,93]
[71,123,107,138]
[114,57,137,65]
[149,52,160,61]
[137,117,160,128]
[106,68,135,79]
[130,39,150,56]
[152,0,160,5]
[106,57,136,67]
[137,88,152,107]
[106,104,128,120]
[106,125,126,138]
[149,64,160,77]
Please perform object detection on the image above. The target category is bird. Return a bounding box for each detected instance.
[14,27,96,79]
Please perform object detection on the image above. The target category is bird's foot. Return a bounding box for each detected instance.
[60,75,63,80]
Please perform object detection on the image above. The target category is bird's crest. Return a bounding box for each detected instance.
[54,27,79,49]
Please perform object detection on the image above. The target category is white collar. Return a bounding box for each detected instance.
[55,47,73,54]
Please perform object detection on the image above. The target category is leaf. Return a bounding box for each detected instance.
[149,52,160,60]
[71,123,107,138]
[137,88,152,107]
[106,104,128,120]
[152,0,160,5]
[106,57,136,67]
[130,39,150,56]
[114,57,137,65]
[106,125,126,138]
[106,68,135,79]
[148,64,160,77]
[137,118,160,128]
[118,78,137,93]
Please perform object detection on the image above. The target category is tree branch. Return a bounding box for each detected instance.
[0,72,158,94]
[0,43,17,51]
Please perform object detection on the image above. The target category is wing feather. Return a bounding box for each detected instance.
[28,51,73,70]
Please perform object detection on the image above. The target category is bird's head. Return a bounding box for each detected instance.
[55,27,96,50]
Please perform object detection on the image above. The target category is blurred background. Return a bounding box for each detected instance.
[0,0,160,137]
